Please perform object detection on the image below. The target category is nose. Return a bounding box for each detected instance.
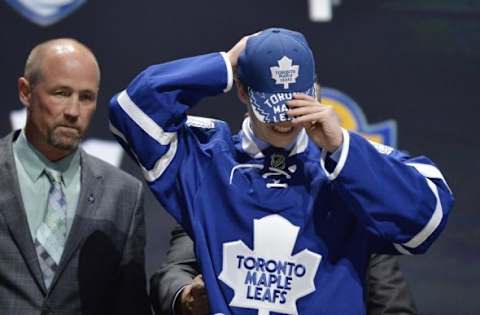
[64,95,80,120]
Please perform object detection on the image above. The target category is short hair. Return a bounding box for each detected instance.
[23,38,100,86]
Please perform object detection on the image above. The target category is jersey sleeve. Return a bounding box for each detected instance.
[108,52,233,227]
[321,129,454,255]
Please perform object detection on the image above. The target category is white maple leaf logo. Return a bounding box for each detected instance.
[270,56,300,89]
[219,214,321,315]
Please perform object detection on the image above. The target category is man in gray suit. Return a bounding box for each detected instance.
[150,226,417,315]
[0,38,151,314]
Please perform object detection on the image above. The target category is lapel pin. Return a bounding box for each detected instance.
[88,194,95,204]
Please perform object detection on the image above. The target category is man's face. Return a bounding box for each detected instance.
[21,49,99,155]
[248,106,303,149]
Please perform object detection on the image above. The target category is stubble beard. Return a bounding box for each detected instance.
[47,126,81,151]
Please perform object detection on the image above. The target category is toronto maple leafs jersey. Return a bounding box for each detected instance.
[109,53,453,315]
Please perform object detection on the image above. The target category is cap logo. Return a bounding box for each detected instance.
[270,56,299,89]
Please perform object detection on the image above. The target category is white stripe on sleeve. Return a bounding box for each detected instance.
[393,243,413,255]
[401,177,443,249]
[220,52,233,93]
[117,91,176,145]
[407,162,452,194]
[115,90,178,182]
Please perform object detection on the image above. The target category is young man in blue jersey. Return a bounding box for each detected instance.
[109,28,453,314]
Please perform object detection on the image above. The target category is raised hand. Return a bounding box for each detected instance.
[287,93,343,152]
[226,32,260,75]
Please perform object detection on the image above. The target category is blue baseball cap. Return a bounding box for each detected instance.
[238,27,316,124]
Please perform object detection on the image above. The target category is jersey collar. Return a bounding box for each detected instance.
[240,117,309,159]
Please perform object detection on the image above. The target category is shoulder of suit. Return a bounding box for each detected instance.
[81,150,142,188]
[0,131,18,147]
[0,134,11,155]
[0,131,20,163]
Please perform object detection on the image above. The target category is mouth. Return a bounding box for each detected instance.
[57,125,80,134]
[271,125,294,134]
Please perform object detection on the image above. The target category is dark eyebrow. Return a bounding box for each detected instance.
[52,85,72,90]
[81,89,97,95]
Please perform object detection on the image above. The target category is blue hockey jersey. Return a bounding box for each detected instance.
[109,53,453,315]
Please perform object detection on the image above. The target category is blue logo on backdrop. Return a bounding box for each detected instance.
[5,0,87,27]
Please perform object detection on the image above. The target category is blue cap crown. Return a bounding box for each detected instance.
[238,28,316,123]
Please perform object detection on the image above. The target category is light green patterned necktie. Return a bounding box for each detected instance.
[35,169,67,288]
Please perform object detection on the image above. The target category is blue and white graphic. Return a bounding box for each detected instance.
[249,86,316,124]
[321,87,397,147]
[270,56,299,89]
[5,0,87,27]
[219,215,321,315]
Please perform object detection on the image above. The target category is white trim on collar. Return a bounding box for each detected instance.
[241,117,264,159]
[289,129,308,157]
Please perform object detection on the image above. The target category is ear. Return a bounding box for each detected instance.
[235,80,250,106]
[18,77,32,108]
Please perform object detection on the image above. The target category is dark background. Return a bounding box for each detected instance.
[1,1,479,314]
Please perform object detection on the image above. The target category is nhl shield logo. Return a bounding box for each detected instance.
[5,0,87,27]
[270,154,286,170]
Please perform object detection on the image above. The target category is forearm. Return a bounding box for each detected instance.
[323,131,453,254]
[108,53,233,223]
[109,52,232,140]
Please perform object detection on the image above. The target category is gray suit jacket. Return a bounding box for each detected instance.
[150,226,417,315]
[0,131,151,315]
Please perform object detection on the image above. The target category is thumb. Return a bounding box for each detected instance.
[190,275,206,296]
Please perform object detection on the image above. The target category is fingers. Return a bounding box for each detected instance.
[288,103,325,115]
[190,283,206,297]
[287,93,324,108]
[192,274,205,286]
[180,275,210,315]
[190,275,209,315]
[290,92,316,102]
[227,32,261,69]
[287,93,331,125]
[191,277,206,296]
[291,111,329,126]
[227,37,248,69]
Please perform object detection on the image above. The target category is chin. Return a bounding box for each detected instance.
[268,137,295,149]
[52,140,79,151]
[48,128,81,151]
[48,132,81,151]
[267,130,300,149]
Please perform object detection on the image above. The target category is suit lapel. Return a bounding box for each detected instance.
[0,132,47,294]
[50,151,104,289]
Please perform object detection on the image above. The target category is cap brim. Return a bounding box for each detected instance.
[248,86,316,124]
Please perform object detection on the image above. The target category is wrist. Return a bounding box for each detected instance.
[327,130,344,153]
[174,287,190,315]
